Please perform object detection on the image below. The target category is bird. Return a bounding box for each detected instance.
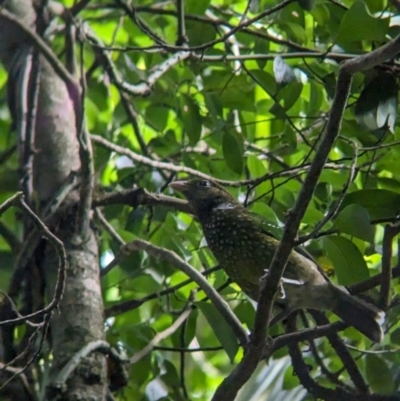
[169,178,385,342]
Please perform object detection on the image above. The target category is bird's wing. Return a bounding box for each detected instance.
[249,210,332,282]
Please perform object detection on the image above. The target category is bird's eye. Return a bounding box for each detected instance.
[198,180,210,187]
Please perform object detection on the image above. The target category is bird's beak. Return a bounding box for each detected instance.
[169,180,190,192]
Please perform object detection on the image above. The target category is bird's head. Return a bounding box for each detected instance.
[169,179,239,218]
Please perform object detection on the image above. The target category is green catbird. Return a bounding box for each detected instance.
[170,178,384,342]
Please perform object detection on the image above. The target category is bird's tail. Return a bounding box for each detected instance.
[330,286,385,342]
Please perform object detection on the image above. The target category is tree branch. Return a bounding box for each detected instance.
[310,311,369,395]
[0,9,80,107]
[93,187,193,214]
[123,239,248,346]
[129,307,191,364]
[0,193,67,326]
[286,315,400,401]
[104,266,221,317]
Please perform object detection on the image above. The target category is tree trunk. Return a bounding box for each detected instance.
[0,1,107,399]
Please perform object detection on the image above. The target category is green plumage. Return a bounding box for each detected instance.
[170,178,385,342]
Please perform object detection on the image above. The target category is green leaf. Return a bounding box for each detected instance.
[311,4,330,26]
[336,1,389,45]
[322,236,369,286]
[308,80,324,115]
[87,80,109,112]
[297,0,315,11]
[219,86,256,112]
[181,95,202,145]
[0,252,14,292]
[322,72,337,99]
[247,155,267,177]
[186,21,216,46]
[148,129,181,157]
[126,208,146,235]
[269,102,287,119]
[184,308,198,345]
[161,360,181,387]
[249,69,276,95]
[283,22,307,44]
[0,170,19,192]
[204,73,255,111]
[390,327,400,345]
[85,97,99,131]
[204,93,223,121]
[365,355,394,394]
[283,365,301,389]
[302,206,325,226]
[222,130,243,174]
[333,204,374,243]
[233,302,255,329]
[247,156,271,197]
[250,203,281,238]
[196,302,239,362]
[340,189,400,220]
[364,0,385,13]
[277,82,303,111]
[186,0,211,14]
[254,39,270,69]
[314,182,332,203]
[145,104,169,132]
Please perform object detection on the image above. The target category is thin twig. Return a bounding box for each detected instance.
[133,5,311,52]
[298,312,345,388]
[86,30,190,96]
[119,92,148,155]
[94,208,125,246]
[104,266,221,317]
[120,0,295,52]
[93,187,193,214]
[310,311,369,395]
[297,147,358,245]
[91,134,364,187]
[130,307,191,364]
[0,193,67,326]
[51,340,121,388]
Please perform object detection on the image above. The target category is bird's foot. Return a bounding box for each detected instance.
[263,269,286,299]
[263,269,304,287]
